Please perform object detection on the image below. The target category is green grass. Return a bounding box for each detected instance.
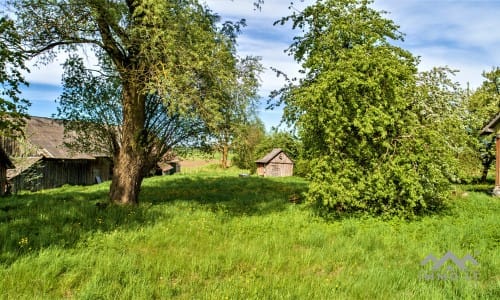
[0,166,499,299]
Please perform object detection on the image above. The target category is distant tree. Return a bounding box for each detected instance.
[0,16,29,138]
[468,67,500,182]
[209,55,263,168]
[274,0,452,218]
[254,131,300,161]
[10,0,239,204]
[413,67,478,182]
[232,118,266,170]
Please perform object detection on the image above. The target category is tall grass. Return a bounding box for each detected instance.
[0,166,498,299]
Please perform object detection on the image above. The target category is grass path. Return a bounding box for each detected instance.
[0,168,499,299]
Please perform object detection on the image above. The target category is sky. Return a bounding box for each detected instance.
[21,0,500,131]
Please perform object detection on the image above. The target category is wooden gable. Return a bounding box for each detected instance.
[267,151,293,165]
[481,112,500,136]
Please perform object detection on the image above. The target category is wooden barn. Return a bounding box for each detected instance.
[255,148,294,177]
[2,116,113,192]
[0,146,15,196]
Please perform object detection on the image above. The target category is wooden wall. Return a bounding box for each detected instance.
[257,153,294,177]
[0,165,6,196]
[10,158,112,192]
[256,163,266,176]
[264,162,294,177]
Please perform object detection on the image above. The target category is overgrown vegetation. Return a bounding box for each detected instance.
[272,0,481,218]
[0,167,498,299]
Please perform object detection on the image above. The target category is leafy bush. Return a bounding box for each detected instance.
[275,0,458,218]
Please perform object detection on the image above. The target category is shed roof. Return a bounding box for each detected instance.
[0,146,14,169]
[256,148,292,164]
[24,116,103,160]
[480,112,500,135]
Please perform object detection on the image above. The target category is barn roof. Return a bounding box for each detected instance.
[0,146,14,169]
[480,112,500,135]
[255,148,292,164]
[24,116,102,160]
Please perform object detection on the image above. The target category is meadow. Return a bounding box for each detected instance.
[0,165,499,299]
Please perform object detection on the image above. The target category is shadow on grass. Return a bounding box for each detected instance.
[140,175,308,216]
[0,174,307,266]
[460,183,494,195]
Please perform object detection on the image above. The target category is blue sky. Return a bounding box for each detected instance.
[21,0,500,130]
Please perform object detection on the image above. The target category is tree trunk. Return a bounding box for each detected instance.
[109,80,146,205]
[481,163,490,183]
[481,156,494,183]
[109,147,144,205]
[221,143,229,169]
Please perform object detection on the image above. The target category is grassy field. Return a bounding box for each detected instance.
[0,166,499,299]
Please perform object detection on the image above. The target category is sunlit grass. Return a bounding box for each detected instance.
[0,166,498,299]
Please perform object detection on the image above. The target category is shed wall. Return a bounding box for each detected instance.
[256,163,266,176]
[263,162,294,177]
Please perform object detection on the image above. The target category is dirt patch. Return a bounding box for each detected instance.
[179,159,219,169]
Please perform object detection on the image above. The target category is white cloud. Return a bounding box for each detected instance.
[375,0,500,88]
[204,0,312,22]
[24,48,99,86]
[24,56,66,86]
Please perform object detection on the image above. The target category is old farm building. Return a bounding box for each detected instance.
[2,117,112,192]
[0,146,15,196]
[255,148,294,177]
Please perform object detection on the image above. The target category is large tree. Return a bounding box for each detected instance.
[9,0,237,204]
[57,54,206,174]
[0,16,29,138]
[274,0,452,218]
[231,117,266,170]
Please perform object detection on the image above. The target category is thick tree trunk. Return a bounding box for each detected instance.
[109,148,144,205]
[109,80,146,205]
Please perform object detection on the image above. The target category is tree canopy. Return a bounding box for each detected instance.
[208,55,263,168]
[274,0,454,218]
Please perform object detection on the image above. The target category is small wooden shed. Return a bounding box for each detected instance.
[0,146,15,196]
[481,112,500,196]
[255,148,294,177]
[155,157,181,175]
